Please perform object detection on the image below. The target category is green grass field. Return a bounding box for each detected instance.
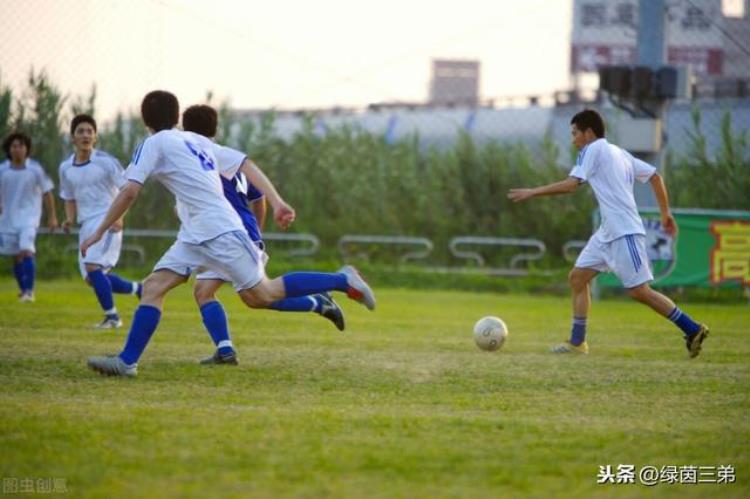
[1,279,748,498]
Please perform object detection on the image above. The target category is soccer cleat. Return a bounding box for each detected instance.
[87,355,137,377]
[685,324,710,358]
[339,265,376,310]
[316,292,345,331]
[550,341,589,354]
[94,314,123,329]
[19,291,35,303]
[200,350,239,365]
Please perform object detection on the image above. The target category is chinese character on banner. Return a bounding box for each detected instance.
[19,478,34,493]
[597,465,616,484]
[660,465,680,484]
[680,465,698,484]
[710,221,750,285]
[2,477,18,494]
[37,477,52,493]
[698,466,716,483]
[717,465,736,484]
[616,464,636,484]
[52,478,68,493]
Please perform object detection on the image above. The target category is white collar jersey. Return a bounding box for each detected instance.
[0,158,54,231]
[125,129,244,244]
[59,149,127,223]
[569,138,656,242]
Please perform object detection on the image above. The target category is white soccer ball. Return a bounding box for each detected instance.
[473,316,508,351]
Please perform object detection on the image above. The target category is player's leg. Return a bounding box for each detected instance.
[194,276,238,364]
[106,272,142,299]
[84,262,122,328]
[0,232,24,297]
[203,231,373,311]
[551,238,605,354]
[620,235,708,357]
[17,228,38,301]
[88,240,199,377]
[12,255,24,295]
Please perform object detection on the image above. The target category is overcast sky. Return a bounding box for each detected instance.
[0,0,744,121]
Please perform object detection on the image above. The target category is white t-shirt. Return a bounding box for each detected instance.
[59,149,127,223]
[569,138,656,242]
[125,129,244,244]
[0,159,54,231]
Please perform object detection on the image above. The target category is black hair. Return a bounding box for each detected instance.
[182,105,218,138]
[141,90,179,132]
[2,132,32,159]
[570,108,606,138]
[70,114,97,135]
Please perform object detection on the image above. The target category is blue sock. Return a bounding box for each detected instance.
[119,305,161,365]
[282,272,347,297]
[269,295,320,313]
[21,256,35,292]
[107,273,139,295]
[13,262,24,291]
[87,269,116,313]
[200,301,233,355]
[668,307,701,337]
[570,317,587,346]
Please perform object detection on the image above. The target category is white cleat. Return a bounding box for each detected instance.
[19,292,35,303]
[339,265,376,310]
[94,315,123,329]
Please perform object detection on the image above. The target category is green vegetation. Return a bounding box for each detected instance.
[1,281,748,498]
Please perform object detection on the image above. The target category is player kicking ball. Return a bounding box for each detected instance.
[182,104,345,365]
[82,91,374,377]
[59,115,142,329]
[508,109,709,358]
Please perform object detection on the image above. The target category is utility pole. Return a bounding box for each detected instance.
[634,0,667,206]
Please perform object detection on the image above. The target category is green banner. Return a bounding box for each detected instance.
[597,209,750,288]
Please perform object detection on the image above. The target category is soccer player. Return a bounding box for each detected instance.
[0,132,58,302]
[82,90,374,377]
[182,104,345,365]
[507,109,709,357]
[59,114,142,329]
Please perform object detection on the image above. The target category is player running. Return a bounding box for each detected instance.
[82,90,374,377]
[182,104,344,365]
[59,114,142,328]
[0,132,58,302]
[507,108,709,358]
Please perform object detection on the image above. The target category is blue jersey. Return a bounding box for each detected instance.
[222,171,264,245]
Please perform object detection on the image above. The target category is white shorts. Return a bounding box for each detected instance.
[0,227,38,255]
[78,215,123,278]
[154,230,266,291]
[575,234,653,288]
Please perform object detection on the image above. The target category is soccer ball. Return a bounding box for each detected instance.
[473,316,508,351]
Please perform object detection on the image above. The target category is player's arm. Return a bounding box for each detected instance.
[250,197,267,231]
[43,190,59,230]
[80,181,141,256]
[63,200,77,233]
[239,159,295,229]
[649,173,677,237]
[507,176,580,203]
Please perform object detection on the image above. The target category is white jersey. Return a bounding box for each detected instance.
[0,159,54,231]
[59,149,127,223]
[125,129,244,244]
[569,138,656,243]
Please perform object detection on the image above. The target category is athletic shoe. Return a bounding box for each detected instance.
[94,314,123,329]
[316,292,345,331]
[200,350,239,365]
[87,355,137,377]
[339,265,376,310]
[686,324,710,358]
[550,341,589,354]
[19,291,35,303]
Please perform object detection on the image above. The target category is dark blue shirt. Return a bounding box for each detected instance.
[222,171,264,245]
